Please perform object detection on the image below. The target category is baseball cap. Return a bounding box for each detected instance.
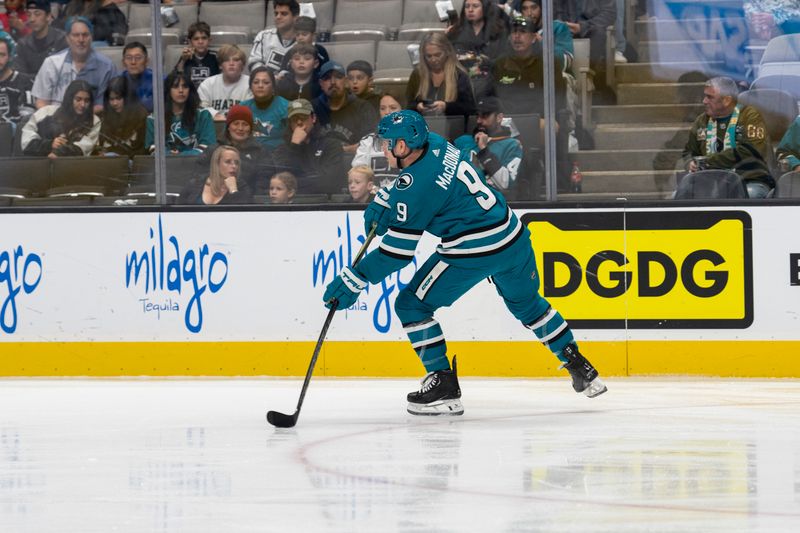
[476,96,502,114]
[287,98,314,118]
[26,0,50,12]
[319,61,346,79]
[511,16,535,33]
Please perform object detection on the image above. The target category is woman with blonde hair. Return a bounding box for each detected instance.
[405,32,475,118]
[179,145,253,205]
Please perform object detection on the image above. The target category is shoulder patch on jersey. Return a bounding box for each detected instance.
[432,149,440,157]
[396,173,413,190]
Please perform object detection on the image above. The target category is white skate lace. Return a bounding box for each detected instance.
[418,372,439,393]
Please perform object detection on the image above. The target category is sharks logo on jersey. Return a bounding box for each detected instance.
[396,173,413,190]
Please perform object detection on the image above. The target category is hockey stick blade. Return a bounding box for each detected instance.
[266,410,297,428]
[266,223,379,429]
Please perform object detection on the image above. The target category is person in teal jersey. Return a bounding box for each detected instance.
[454,96,523,192]
[323,110,607,416]
[239,66,289,149]
[145,70,216,155]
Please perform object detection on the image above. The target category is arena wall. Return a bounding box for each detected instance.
[1,206,798,377]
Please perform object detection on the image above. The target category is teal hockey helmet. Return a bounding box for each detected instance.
[377,110,429,150]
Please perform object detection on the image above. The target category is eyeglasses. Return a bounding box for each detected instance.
[124,55,146,62]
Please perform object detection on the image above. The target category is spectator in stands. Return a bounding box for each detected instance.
[179,145,253,205]
[447,0,510,98]
[15,0,67,76]
[145,70,216,156]
[196,104,274,196]
[93,76,147,157]
[776,115,800,172]
[279,15,329,76]
[352,93,402,188]
[745,0,800,39]
[0,31,35,130]
[313,61,380,154]
[517,0,574,68]
[454,96,523,191]
[0,0,31,41]
[121,41,153,113]
[275,42,321,101]
[175,21,220,89]
[491,17,567,117]
[269,170,297,203]
[682,77,774,197]
[21,78,100,158]
[248,0,299,73]
[272,98,347,195]
[240,66,289,149]
[347,60,381,112]
[347,165,376,203]
[406,32,476,118]
[198,44,252,122]
[57,0,127,46]
[32,16,114,113]
[556,0,616,102]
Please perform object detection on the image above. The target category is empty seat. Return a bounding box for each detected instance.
[573,38,596,130]
[208,26,252,45]
[773,171,800,198]
[375,40,416,71]
[506,114,542,151]
[322,41,377,70]
[48,156,131,197]
[759,34,800,66]
[125,28,181,47]
[95,46,125,72]
[330,0,402,42]
[128,155,202,196]
[398,0,448,41]
[0,157,50,197]
[0,123,13,158]
[199,1,267,38]
[128,4,199,39]
[673,170,748,199]
[750,72,800,101]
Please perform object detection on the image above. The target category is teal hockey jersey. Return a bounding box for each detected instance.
[357,132,526,283]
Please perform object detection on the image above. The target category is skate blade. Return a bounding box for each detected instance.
[583,377,608,398]
[407,398,464,416]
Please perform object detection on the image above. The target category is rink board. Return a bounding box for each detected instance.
[0,206,798,377]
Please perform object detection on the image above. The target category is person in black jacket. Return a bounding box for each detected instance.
[94,76,147,157]
[272,98,347,196]
[179,145,253,205]
[57,0,128,46]
[196,104,274,196]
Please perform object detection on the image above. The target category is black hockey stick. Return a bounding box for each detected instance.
[267,223,379,428]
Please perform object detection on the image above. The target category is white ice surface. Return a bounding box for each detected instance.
[2,378,800,532]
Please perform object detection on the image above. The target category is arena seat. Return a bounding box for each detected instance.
[759,34,800,68]
[737,88,798,143]
[322,40,377,69]
[127,155,198,197]
[773,171,800,198]
[673,170,748,199]
[199,1,267,38]
[375,40,416,71]
[330,0,402,42]
[573,38,596,131]
[0,157,51,197]
[95,46,125,71]
[398,0,447,41]
[127,3,199,40]
[0,123,13,158]
[47,156,131,197]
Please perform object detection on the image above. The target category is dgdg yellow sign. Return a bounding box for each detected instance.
[521,211,753,329]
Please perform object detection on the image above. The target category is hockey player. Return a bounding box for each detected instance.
[323,110,607,416]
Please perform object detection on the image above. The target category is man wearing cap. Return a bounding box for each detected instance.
[491,16,567,117]
[31,16,114,114]
[454,97,523,191]
[516,0,574,71]
[272,98,348,195]
[15,0,67,76]
[312,61,380,154]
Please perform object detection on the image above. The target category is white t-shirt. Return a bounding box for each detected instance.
[197,74,253,118]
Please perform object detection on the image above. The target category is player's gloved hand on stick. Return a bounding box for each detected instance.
[364,187,392,236]
[323,266,368,309]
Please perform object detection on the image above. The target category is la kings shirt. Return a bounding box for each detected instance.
[0,70,34,124]
[248,28,295,72]
[179,51,220,88]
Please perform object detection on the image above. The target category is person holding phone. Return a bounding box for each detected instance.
[404,32,475,119]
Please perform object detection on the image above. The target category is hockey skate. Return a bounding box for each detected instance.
[407,356,464,416]
[560,344,608,398]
